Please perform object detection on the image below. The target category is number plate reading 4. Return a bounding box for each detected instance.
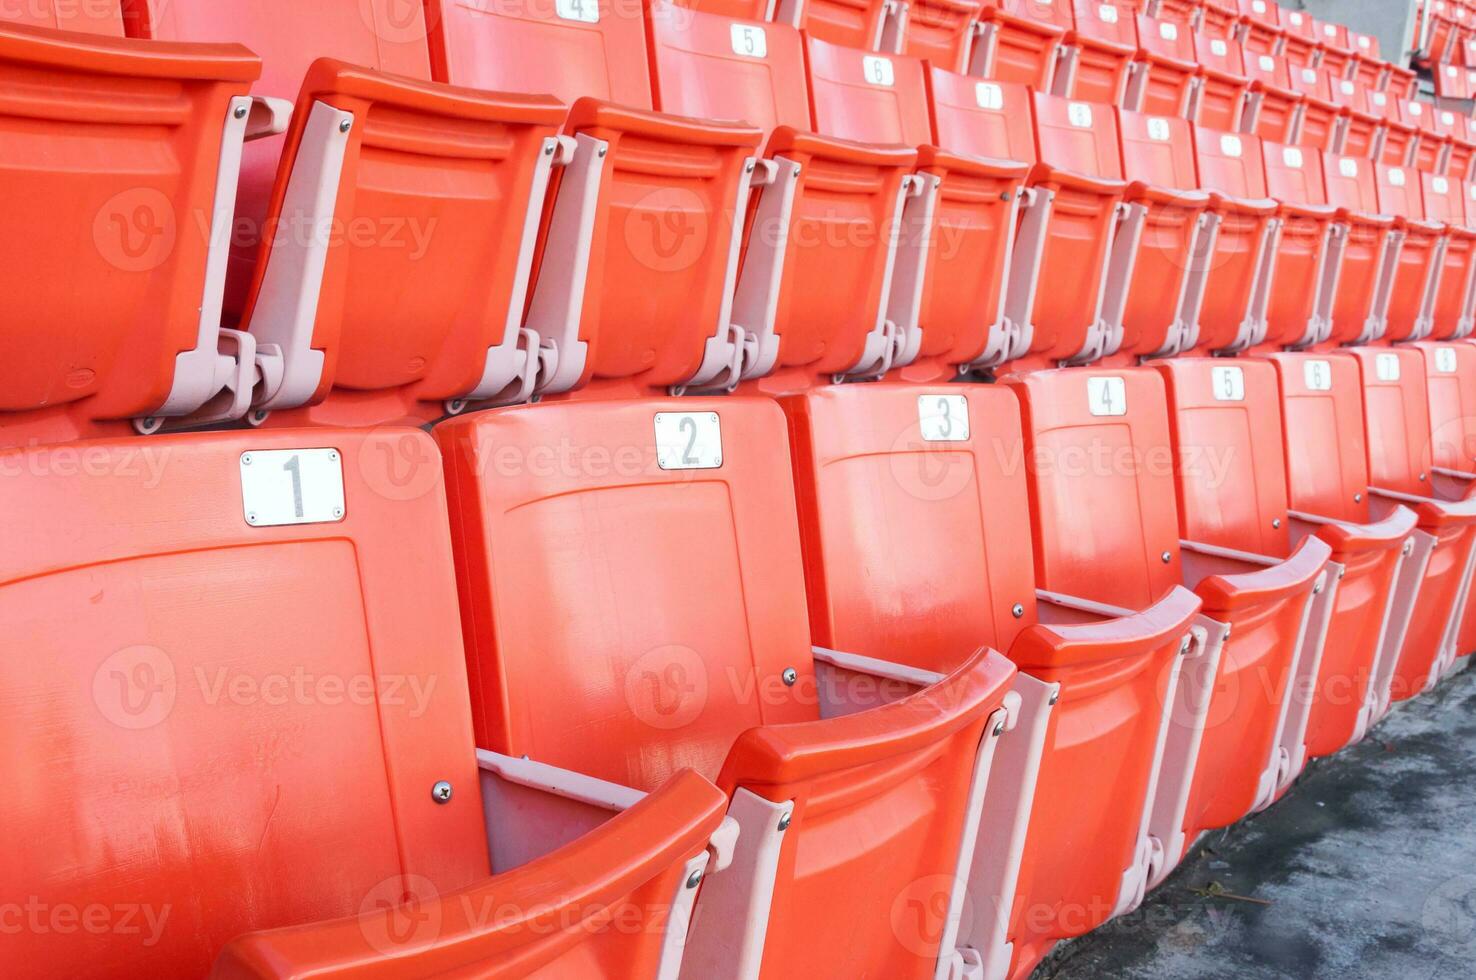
[240,449,345,527]
[1088,377,1127,416]
[655,413,723,470]
[918,395,969,442]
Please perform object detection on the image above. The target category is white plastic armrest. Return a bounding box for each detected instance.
[244,96,294,141]
[1035,588,1138,622]
[811,645,946,720]
[1433,465,1476,482]
[811,646,945,687]
[478,749,646,812]
[1180,538,1279,574]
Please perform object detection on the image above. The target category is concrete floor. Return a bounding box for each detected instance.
[1043,660,1476,980]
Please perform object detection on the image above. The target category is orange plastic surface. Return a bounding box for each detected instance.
[1421,173,1476,341]
[902,0,986,72]
[1260,140,1336,348]
[1375,163,1445,343]
[1192,32,1250,132]
[796,0,889,52]
[981,0,1070,89]
[1191,126,1277,353]
[1065,0,1138,106]
[1321,152,1396,346]
[8,0,122,33]
[1136,14,1198,118]
[0,20,258,447]
[1242,52,1303,143]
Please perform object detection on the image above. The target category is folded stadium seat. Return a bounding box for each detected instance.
[1436,60,1475,102]
[1288,65,1346,153]
[1408,101,1451,173]
[435,398,1020,980]
[1376,94,1421,167]
[788,0,986,64]
[1315,19,1356,80]
[1427,0,1459,65]
[1110,110,1214,360]
[780,383,1201,980]
[1188,127,1281,354]
[420,0,764,401]
[1133,14,1199,119]
[1350,38,1388,93]
[1154,0,1204,28]
[1437,107,1476,179]
[1328,76,1387,160]
[644,15,930,393]
[1154,358,1337,803]
[1198,0,1240,38]
[1241,51,1305,144]
[1191,32,1251,132]
[1344,346,1476,699]
[1057,0,1140,107]
[1005,365,1327,891]
[128,0,588,428]
[6,0,121,32]
[1261,351,1424,756]
[1420,173,1476,340]
[1278,7,1319,67]
[1235,0,1283,57]
[0,21,268,449]
[976,0,1072,89]
[1375,162,1448,343]
[1257,141,1343,349]
[891,0,988,69]
[1387,64,1418,101]
[0,427,734,977]
[1321,151,1402,346]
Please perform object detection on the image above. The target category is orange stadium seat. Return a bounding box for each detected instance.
[1322,151,1401,346]
[1258,140,1342,350]
[0,427,730,976]
[1060,0,1140,107]
[1241,51,1304,144]
[977,0,1072,89]
[436,397,1018,979]
[1192,32,1251,132]
[1374,162,1447,343]
[1235,0,1282,56]
[1135,13,1198,119]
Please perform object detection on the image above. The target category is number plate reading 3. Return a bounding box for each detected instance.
[918,395,969,442]
[655,413,723,470]
[240,449,345,527]
[1088,377,1127,416]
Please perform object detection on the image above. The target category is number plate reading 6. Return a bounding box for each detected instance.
[655,413,723,470]
[863,55,895,86]
[918,395,969,442]
[1088,377,1127,416]
[1303,359,1332,391]
[1375,353,1401,382]
[240,449,345,527]
[1211,365,1245,401]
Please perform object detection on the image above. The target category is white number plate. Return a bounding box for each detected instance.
[918,395,970,442]
[1088,377,1127,416]
[1212,366,1245,401]
[1304,359,1332,391]
[1375,353,1401,382]
[863,55,894,86]
[1436,347,1459,373]
[730,24,766,58]
[1068,102,1094,128]
[655,412,723,470]
[240,449,345,527]
[975,82,1003,110]
[555,0,599,22]
[1147,117,1171,141]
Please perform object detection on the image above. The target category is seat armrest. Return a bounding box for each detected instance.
[1125,181,1212,208]
[766,126,918,167]
[1036,588,1138,623]
[209,767,730,979]
[243,95,293,141]
[1181,535,1331,611]
[1290,506,1418,553]
[1208,191,1281,217]
[1337,207,1396,228]
[1370,486,1476,527]
[568,97,762,149]
[1030,163,1128,196]
[1010,586,1202,670]
[305,57,566,126]
[1278,199,1339,220]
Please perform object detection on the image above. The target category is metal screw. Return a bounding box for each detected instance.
[1419,472,1427,481]
[745,161,754,174]
[992,718,1007,737]
[328,451,339,462]
[1161,551,1173,563]
[339,119,352,134]
[1001,191,1012,202]
[1012,603,1025,618]
[686,868,703,889]
[1338,568,1346,580]
[793,165,802,177]
[1273,518,1282,529]
[1355,492,1363,503]
[1404,540,1415,556]
[233,104,248,119]
[1313,582,1324,595]
[777,812,792,832]
[781,667,798,686]
[544,142,555,155]
[246,512,258,524]
[598,146,608,158]
[1048,690,1060,706]
[431,780,453,804]
[1179,636,1192,655]
[332,507,344,519]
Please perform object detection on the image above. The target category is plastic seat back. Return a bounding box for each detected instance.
[1327,75,1380,159]
[0,22,259,446]
[1066,0,1139,106]
[1235,0,1281,55]
[982,0,1071,89]
[1416,341,1476,478]
[900,0,987,72]
[1192,33,1250,132]
[1242,51,1301,143]
[1279,7,1318,66]
[1265,352,1371,524]
[1322,151,1394,346]
[1288,65,1341,151]
[435,397,1003,979]
[1199,0,1240,37]
[1435,106,1475,178]
[1376,163,1442,343]
[1351,346,1436,497]
[424,0,762,398]
[1315,19,1354,78]
[929,71,1038,163]
[1261,141,1335,348]
[0,429,486,975]
[793,0,889,50]
[1135,14,1197,118]
[1191,127,1276,353]
[8,0,122,32]
[1423,172,1476,340]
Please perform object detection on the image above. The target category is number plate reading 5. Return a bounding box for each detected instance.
[1212,366,1245,401]
[655,413,723,470]
[240,449,345,527]
[918,395,969,442]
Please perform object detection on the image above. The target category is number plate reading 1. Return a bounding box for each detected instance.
[240,449,345,527]
[918,395,969,442]
[1211,366,1245,401]
[1304,359,1332,391]
[975,81,1004,109]
[655,413,723,470]
[730,24,766,58]
[1375,353,1401,382]
[1436,347,1459,373]
[863,55,894,86]
[1088,377,1127,416]
[555,0,599,22]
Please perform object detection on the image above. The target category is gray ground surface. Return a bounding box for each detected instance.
[1041,660,1476,980]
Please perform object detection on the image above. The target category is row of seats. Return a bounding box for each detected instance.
[1421,0,1476,67]
[5,0,1475,979]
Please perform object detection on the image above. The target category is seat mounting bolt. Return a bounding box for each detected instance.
[686,869,703,889]
[781,667,798,686]
[777,812,791,832]
[1012,603,1025,618]
[431,781,453,804]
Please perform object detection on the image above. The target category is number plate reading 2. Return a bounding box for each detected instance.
[655,413,723,470]
[240,449,345,527]
[1212,366,1245,401]
[918,395,969,442]
[1088,377,1127,416]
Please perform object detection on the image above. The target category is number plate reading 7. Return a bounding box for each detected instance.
[240,449,345,527]
[918,395,969,441]
[655,413,723,470]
